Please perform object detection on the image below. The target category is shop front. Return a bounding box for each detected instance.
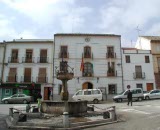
[0,83,41,102]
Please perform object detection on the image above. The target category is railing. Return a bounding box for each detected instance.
[36,76,48,83]
[133,72,145,79]
[106,52,116,58]
[22,57,35,63]
[59,52,69,58]
[37,57,48,63]
[21,76,33,82]
[107,70,117,77]
[8,57,19,63]
[6,76,18,82]
[82,53,93,59]
[82,72,93,77]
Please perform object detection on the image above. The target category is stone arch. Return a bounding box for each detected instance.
[82,82,93,89]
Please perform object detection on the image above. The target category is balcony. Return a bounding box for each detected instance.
[6,76,18,82]
[82,53,93,59]
[37,57,48,63]
[21,76,33,83]
[106,52,116,58]
[22,57,35,63]
[8,57,19,63]
[133,72,145,79]
[82,72,93,77]
[107,69,117,77]
[59,52,69,58]
[36,76,48,83]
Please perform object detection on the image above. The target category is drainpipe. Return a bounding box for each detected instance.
[52,37,55,101]
[1,41,7,83]
[119,37,124,91]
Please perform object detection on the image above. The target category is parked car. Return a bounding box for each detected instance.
[72,89,103,104]
[1,94,33,104]
[144,89,160,100]
[113,88,144,102]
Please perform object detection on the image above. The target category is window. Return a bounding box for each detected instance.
[125,55,130,63]
[17,89,22,94]
[84,46,91,58]
[84,90,91,95]
[92,90,100,94]
[11,49,18,63]
[5,89,10,95]
[8,68,17,82]
[83,62,93,77]
[60,46,68,58]
[76,91,82,95]
[108,62,115,73]
[107,46,114,58]
[108,85,117,94]
[145,56,150,63]
[26,49,33,63]
[136,84,143,90]
[18,94,25,97]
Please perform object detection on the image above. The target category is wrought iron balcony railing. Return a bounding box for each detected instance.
[59,52,69,58]
[82,72,93,77]
[22,57,35,63]
[21,76,33,82]
[36,76,48,83]
[6,76,18,82]
[37,57,48,63]
[106,52,116,58]
[133,72,145,79]
[8,57,19,63]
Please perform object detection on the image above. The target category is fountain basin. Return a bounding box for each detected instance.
[41,101,87,115]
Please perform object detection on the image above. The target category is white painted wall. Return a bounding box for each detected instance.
[122,49,155,91]
[53,34,123,100]
[3,41,53,84]
[0,44,5,79]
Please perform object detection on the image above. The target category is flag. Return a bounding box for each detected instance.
[80,57,84,71]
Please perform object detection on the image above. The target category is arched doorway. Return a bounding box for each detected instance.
[82,82,93,89]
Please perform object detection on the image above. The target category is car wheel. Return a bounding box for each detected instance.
[138,97,143,101]
[93,99,99,104]
[118,98,122,102]
[4,100,8,104]
[23,100,28,104]
[145,96,150,100]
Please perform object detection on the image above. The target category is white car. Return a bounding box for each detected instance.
[113,88,144,102]
[144,89,160,100]
[72,89,103,104]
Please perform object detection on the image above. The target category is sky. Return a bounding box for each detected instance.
[0,0,160,47]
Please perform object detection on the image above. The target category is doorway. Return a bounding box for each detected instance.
[44,87,51,100]
[146,83,153,91]
[82,82,93,89]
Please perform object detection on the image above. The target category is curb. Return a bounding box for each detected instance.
[5,116,119,130]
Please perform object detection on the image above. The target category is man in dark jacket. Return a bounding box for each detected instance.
[127,90,132,106]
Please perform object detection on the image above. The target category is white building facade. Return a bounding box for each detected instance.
[53,33,123,101]
[122,48,155,91]
[0,39,53,101]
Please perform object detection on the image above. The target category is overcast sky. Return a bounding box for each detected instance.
[0,0,160,47]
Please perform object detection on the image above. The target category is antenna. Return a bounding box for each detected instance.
[131,40,132,47]
[136,25,142,49]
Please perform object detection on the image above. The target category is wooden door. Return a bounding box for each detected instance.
[38,68,46,82]
[135,66,142,78]
[146,83,153,91]
[82,83,88,89]
[40,49,47,62]
[8,68,17,82]
[24,68,31,82]
[44,87,49,100]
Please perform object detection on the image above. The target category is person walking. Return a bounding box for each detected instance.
[127,89,132,106]
[37,92,42,112]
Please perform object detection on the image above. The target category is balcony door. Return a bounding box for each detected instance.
[11,49,18,63]
[8,68,17,82]
[107,46,114,58]
[26,49,33,63]
[24,68,31,82]
[38,68,46,83]
[60,46,68,58]
[40,49,47,63]
[135,66,142,78]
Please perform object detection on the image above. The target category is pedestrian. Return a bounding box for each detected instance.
[37,92,42,111]
[127,89,132,106]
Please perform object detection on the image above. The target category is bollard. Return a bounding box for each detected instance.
[9,108,13,117]
[108,106,116,121]
[12,111,19,125]
[63,112,69,128]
